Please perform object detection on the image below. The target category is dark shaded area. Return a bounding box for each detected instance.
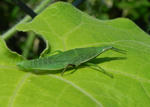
[13,0,37,18]
[89,57,127,64]
[72,0,84,7]
[0,1,21,32]
[6,32,27,54]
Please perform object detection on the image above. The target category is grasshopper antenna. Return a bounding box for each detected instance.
[111,47,127,54]
[13,0,37,18]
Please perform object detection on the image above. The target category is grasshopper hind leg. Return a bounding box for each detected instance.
[85,62,113,78]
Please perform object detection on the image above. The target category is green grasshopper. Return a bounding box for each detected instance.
[17,46,125,77]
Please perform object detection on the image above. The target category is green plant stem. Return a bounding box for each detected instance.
[22,32,35,58]
[2,0,53,40]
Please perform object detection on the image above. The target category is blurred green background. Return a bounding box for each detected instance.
[1,0,150,58]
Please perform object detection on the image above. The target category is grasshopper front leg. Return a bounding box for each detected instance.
[61,64,76,76]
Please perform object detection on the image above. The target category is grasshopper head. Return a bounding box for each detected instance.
[17,61,27,70]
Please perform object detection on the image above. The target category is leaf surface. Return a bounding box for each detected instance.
[1,2,150,107]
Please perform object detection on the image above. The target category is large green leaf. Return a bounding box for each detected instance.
[1,1,150,107]
[0,37,24,107]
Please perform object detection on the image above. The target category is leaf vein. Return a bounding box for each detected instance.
[49,75,103,107]
[8,73,31,107]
